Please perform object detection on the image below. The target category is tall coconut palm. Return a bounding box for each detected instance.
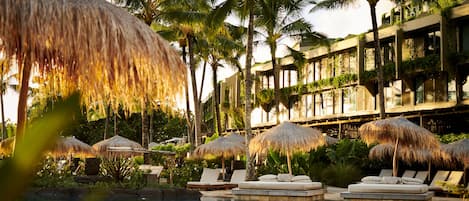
[158,0,211,147]
[312,0,386,119]
[203,1,245,135]
[112,0,171,148]
[257,0,314,124]
[233,0,257,181]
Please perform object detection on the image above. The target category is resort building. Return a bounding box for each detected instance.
[203,2,469,137]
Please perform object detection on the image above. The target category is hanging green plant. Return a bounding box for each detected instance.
[306,73,357,92]
[401,54,440,77]
[256,89,275,106]
[360,63,396,83]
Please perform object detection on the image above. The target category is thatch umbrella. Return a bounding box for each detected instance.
[324,135,339,145]
[0,137,14,156]
[249,122,325,175]
[50,136,95,158]
[359,116,440,176]
[442,139,469,167]
[92,135,144,157]
[225,132,245,144]
[0,0,186,144]
[193,135,245,179]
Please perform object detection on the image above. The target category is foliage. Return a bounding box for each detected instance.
[401,54,440,76]
[33,157,78,188]
[437,133,469,144]
[361,62,396,83]
[227,107,245,129]
[256,139,370,187]
[256,74,357,107]
[100,157,137,182]
[305,74,357,92]
[321,163,362,188]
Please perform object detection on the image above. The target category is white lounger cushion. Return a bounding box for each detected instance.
[348,183,428,194]
[238,181,322,190]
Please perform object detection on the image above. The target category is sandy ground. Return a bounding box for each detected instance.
[200,186,464,201]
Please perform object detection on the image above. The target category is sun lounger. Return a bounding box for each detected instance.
[222,169,246,189]
[187,168,224,190]
[414,171,429,183]
[232,175,325,201]
[429,170,450,191]
[402,170,416,178]
[379,169,393,177]
[341,183,433,201]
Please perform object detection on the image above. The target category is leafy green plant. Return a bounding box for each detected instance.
[401,54,440,76]
[437,133,469,143]
[361,62,395,83]
[321,163,362,187]
[100,157,136,182]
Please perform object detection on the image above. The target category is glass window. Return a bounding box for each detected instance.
[305,63,314,84]
[314,93,323,116]
[323,91,334,115]
[280,71,285,88]
[424,79,435,102]
[321,58,329,79]
[461,23,469,52]
[314,61,321,81]
[342,52,350,74]
[463,75,469,99]
[448,80,456,101]
[416,78,424,104]
[365,48,375,71]
[290,70,298,86]
[306,94,313,118]
[385,80,402,108]
[350,51,357,74]
[343,87,357,113]
[268,76,274,89]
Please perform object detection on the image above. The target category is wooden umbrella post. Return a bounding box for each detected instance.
[287,152,292,175]
[393,138,399,177]
[222,155,225,180]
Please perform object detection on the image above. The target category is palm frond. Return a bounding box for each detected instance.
[310,0,356,12]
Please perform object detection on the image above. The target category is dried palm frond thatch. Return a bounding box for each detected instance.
[193,135,245,179]
[359,116,439,148]
[359,116,440,176]
[50,136,95,158]
[0,137,14,156]
[0,0,186,139]
[92,135,145,157]
[442,138,469,167]
[249,122,325,174]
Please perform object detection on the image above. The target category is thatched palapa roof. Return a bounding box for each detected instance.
[92,135,144,156]
[0,0,186,113]
[442,138,469,166]
[193,135,245,159]
[359,116,439,149]
[249,122,325,155]
[50,136,94,158]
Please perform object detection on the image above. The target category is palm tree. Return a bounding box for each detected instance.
[256,0,314,124]
[312,0,386,119]
[202,1,245,135]
[111,0,171,147]
[158,0,211,146]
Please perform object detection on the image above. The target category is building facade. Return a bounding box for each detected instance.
[208,2,469,137]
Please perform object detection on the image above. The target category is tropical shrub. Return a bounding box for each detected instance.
[321,163,362,188]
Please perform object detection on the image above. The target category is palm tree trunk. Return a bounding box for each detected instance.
[104,104,110,139]
[271,44,280,124]
[245,7,256,181]
[199,61,207,103]
[369,2,386,119]
[16,54,32,147]
[180,42,194,149]
[141,101,149,148]
[114,111,117,136]
[212,63,222,135]
[0,63,6,140]
[188,34,201,146]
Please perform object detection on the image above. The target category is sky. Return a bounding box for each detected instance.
[3,0,395,123]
